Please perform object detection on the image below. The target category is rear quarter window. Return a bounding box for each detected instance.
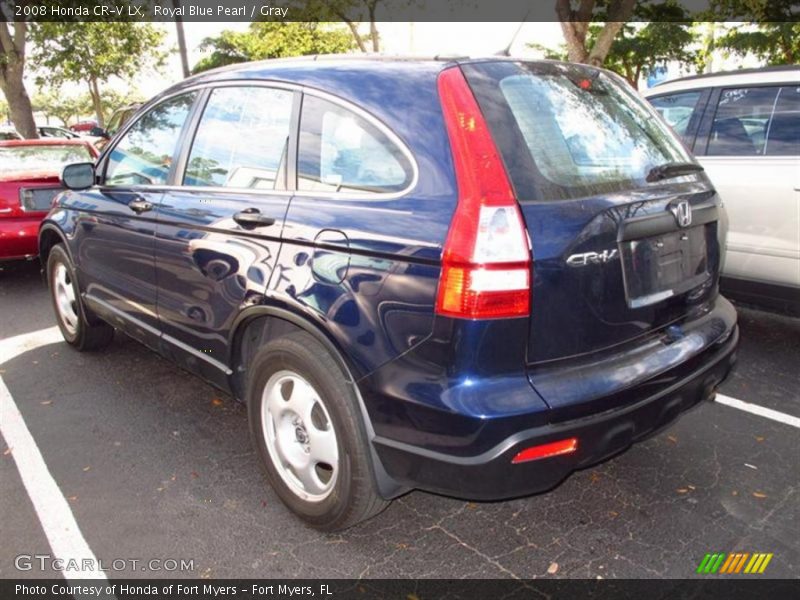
[297,95,413,195]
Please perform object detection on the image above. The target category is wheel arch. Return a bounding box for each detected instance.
[38,223,70,261]
[229,304,408,500]
[38,223,72,285]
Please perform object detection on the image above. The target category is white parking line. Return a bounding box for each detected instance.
[0,326,106,580]
[1,378,107,579]
[716,393,800,429]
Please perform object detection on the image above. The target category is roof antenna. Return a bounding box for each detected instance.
[497,8,530,57]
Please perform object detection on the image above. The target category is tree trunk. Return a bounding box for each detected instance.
[368,2,380,52]
[587,21,627,66]
[0,22,38,138]
[556,0,636,67]
[173,1,190,78]
[559,22,589,63]
[342,18,367,53]
[88,76,104,127]
[0,70,38,138]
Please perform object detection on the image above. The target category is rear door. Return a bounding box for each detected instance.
[695,84,800,289]
[462,61,724,365]
[273,91,440,377]
[153,85,296,385]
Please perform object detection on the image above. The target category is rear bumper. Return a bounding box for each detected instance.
[369,302,738,500]
[0,217,41,261]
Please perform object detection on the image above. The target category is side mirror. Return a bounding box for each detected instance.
[61,162,96,190]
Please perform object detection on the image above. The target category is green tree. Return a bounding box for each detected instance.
[193,22,354,74]
[597,2,694,88]
[709,0,799,64]
[716,23,799,65]
[0,3,37,138]
[32,89,85,126]
[29,22,166,127]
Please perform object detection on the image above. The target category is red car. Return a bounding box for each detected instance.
[69,120,99,133]
[0,139,98,262]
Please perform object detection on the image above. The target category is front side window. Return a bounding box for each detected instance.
[463,61,691,201]
[105,93,196,186]
[297,95,413,194]
[184,87,294,189]
[649,91,704,142]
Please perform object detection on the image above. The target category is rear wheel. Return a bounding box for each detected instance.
[247,330,388,530]
[47,245,114,351]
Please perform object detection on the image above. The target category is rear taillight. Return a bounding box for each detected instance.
[435,67,531,320]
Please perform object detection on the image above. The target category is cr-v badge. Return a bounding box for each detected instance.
[566,249,619,267]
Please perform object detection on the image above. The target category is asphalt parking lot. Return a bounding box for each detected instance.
[1,260,798,579]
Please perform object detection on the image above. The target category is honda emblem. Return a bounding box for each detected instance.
[671,201,692,228]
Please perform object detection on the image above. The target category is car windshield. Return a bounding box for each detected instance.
[0,145,93,174]
[463,61,693,201]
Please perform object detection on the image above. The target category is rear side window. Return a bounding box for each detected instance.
[649,91,704,142]
[105,93,196,186]
[184,87,294,189]
[463,62,691,201]
[765,86,800,156]
[297,95,413,194]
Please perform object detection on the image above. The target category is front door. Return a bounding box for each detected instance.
[153,86,297,385]
[75,92,198,349]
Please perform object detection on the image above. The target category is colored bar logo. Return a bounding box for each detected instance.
[696,552,773,574]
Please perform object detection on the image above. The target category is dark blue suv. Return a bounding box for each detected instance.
[39,57,738,530]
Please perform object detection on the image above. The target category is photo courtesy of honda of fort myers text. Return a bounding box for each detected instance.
[1,0,799,599]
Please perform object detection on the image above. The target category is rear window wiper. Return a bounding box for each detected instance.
[646,161,704,183]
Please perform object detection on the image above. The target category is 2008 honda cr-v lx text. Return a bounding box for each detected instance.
[39,57,738,531]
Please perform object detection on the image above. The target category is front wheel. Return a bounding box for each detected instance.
[47,244,114,351]
[247,330,388,531]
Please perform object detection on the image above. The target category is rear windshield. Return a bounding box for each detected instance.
[463,61,692,201]
[0,145,93,175]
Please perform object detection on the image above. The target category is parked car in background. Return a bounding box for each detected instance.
[41,57,737,530]
[0,125,22,141]
[644,66,800,315]
[69,120,98,133]
[38,125,81,139]
[1,139,97,262]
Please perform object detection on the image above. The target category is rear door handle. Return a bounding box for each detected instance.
[128,198,153,214]
[233,208,276,229]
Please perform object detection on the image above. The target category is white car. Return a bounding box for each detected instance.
[644,66,800,315]
[0,125,22,140]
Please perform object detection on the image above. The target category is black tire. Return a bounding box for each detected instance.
[247,330,388,531]
[47,244,114,351]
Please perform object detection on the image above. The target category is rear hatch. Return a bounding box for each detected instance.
[461,60,723,365]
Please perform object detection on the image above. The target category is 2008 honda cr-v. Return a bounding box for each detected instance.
[39,57,738,531]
